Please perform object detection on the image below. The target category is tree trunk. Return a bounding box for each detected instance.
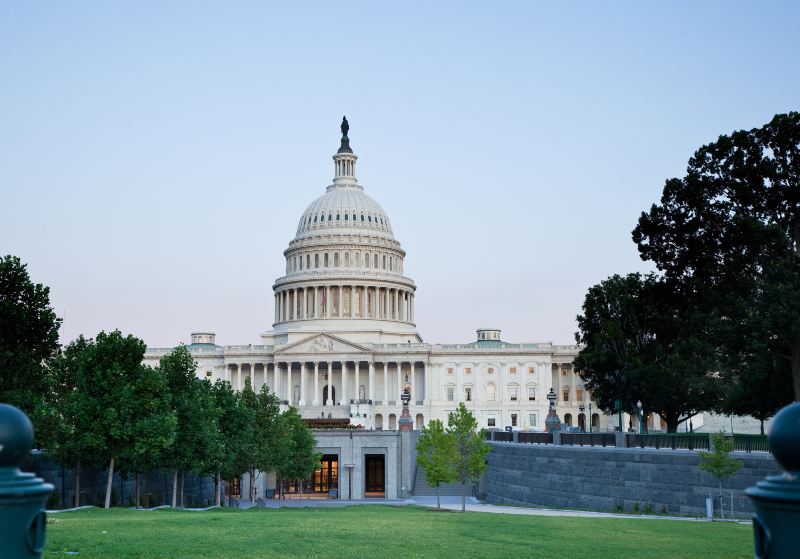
[461,481,465,513]
[74,461,81,508]
[171,469,178,508]
[436,484,440,510]
[180,470,185,508]
[145,476,151,508]
[249,468,255,502]
[214,473,221,507]
[104,457,115,509]
[135,474,140,508]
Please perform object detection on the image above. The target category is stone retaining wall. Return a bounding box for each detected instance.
[485,442,780,516]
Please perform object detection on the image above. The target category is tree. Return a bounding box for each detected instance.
[71,330,150,508]
[211,379,251,506]
[48,336,95,507]
[633,112,800,404]
[278,407,320,499]
[447,403,491,512]
[416,419,456,509]
[574,273,720,432]
[160,346,220,507]
[0,255,61,446]
[698,432,742,518]
[250,384,287,501]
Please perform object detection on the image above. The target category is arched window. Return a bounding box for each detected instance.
[382,255,386,269]
[336,213,340,221]
[375,413,383,430]
[345,252,350,267]
[306,254,311,268]
[324,253,329,267]
[315,254,319,268]
[564,413,573,427]
[314,215,317,223]
[486,382,496,401]
[365,253,370,268]
[334,253,339,267]
[355,252,360,268]
[344,213,348,221]
[352,214,356,221]
[508,383,519,401]
[361,214,365,221]
[368,216,372,222]
[374,254,379,268]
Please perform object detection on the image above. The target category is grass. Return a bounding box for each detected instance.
[46,505,752,559]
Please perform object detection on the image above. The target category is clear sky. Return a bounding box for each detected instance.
[2,2,798,349]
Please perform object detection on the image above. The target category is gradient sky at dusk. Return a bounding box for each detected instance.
[2,2,799,348]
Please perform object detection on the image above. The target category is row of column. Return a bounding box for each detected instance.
[223,361,425,407]
[274,285,415,323]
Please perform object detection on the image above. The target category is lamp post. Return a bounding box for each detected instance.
[588,402,593,433]
[544,387,561,433]
[578,403,585,432]
[637,400,644,434]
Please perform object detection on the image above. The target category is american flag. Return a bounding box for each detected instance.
[321,294,327,305]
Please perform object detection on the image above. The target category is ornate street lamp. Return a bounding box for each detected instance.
[637,400,644,435]
[578,403,586,432]
[588,402,593,433]
[545,387,561,433]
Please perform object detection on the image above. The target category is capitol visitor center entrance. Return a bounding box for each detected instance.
[364,454,385,498]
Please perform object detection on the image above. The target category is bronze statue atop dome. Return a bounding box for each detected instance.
[338,116,353,154]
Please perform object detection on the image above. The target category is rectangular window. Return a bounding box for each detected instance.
[487,416,496,427]
[486,384,496,401]
[562,388,570,402]
[511,414,518,427]
[509,386,518,401]
[446,387,454,401]
[576,387,584,402]
[528,367,534,374]
[510,367,517,374]
[527,387,536,401]
[465,367,471,375]
[447,368,453,375]
[465,387,472,402]
[562,369,569,376]
[529,414,537,427]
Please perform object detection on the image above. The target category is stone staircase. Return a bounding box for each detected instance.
[411,465,467,497]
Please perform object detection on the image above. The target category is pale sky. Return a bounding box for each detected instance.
[2,2,799,349]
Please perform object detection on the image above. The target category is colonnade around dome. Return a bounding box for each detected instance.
[274,284,415,324]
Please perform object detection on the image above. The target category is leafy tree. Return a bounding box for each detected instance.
[236,378,260,502]
[250,385,287,501]
[416,418,456,509]
[698,432,742,518]
[447,403,491,512]
[211,379,251,506]
[48,336,95,507]
[160,346,220,507]
[574,273,720,432]
[70,330,150,508]
[0,255,61,446]
[279,407,320,498]
[633,112,800,405]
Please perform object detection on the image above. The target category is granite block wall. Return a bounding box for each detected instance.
[485,442,780,517]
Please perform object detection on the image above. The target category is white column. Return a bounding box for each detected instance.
[368,362,375,402]
[423,362,430,404]
[411,362,416,404]
[300,362,307,406]
[327,362,334,406]
[287,363,293,403]
[354,361,360,401]
[235,364,241,391]
[383,362,388,403]
[341,361,348,405]
[313,362,320,406]
[249,364,254,390]
[326,286,331,318]
[338,285,344,318]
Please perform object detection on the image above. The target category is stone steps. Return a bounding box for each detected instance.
[411,465,467,496]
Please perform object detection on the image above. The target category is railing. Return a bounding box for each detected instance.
[560,432,616,447]
[349,399,373,405]
[518,432,553,445]
[628,433,709,450]
[728,434,769,452]
[493,431,514,442]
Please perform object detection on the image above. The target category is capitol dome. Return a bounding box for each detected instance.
[295,185,394,240]
[271,118,420,345]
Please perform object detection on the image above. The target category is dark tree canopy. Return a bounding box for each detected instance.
[574,273,720,432]
[0,255,61,438]
[633,112,800,406]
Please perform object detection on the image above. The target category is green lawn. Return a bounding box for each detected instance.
[46,506,752,559]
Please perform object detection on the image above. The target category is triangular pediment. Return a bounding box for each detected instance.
[276,333,371,355]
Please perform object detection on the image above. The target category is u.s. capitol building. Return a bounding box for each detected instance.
[144,118,605,434]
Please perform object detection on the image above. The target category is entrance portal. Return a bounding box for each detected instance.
[312,454,339,497]
[364,454,385,498]
[323,385,336,405]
